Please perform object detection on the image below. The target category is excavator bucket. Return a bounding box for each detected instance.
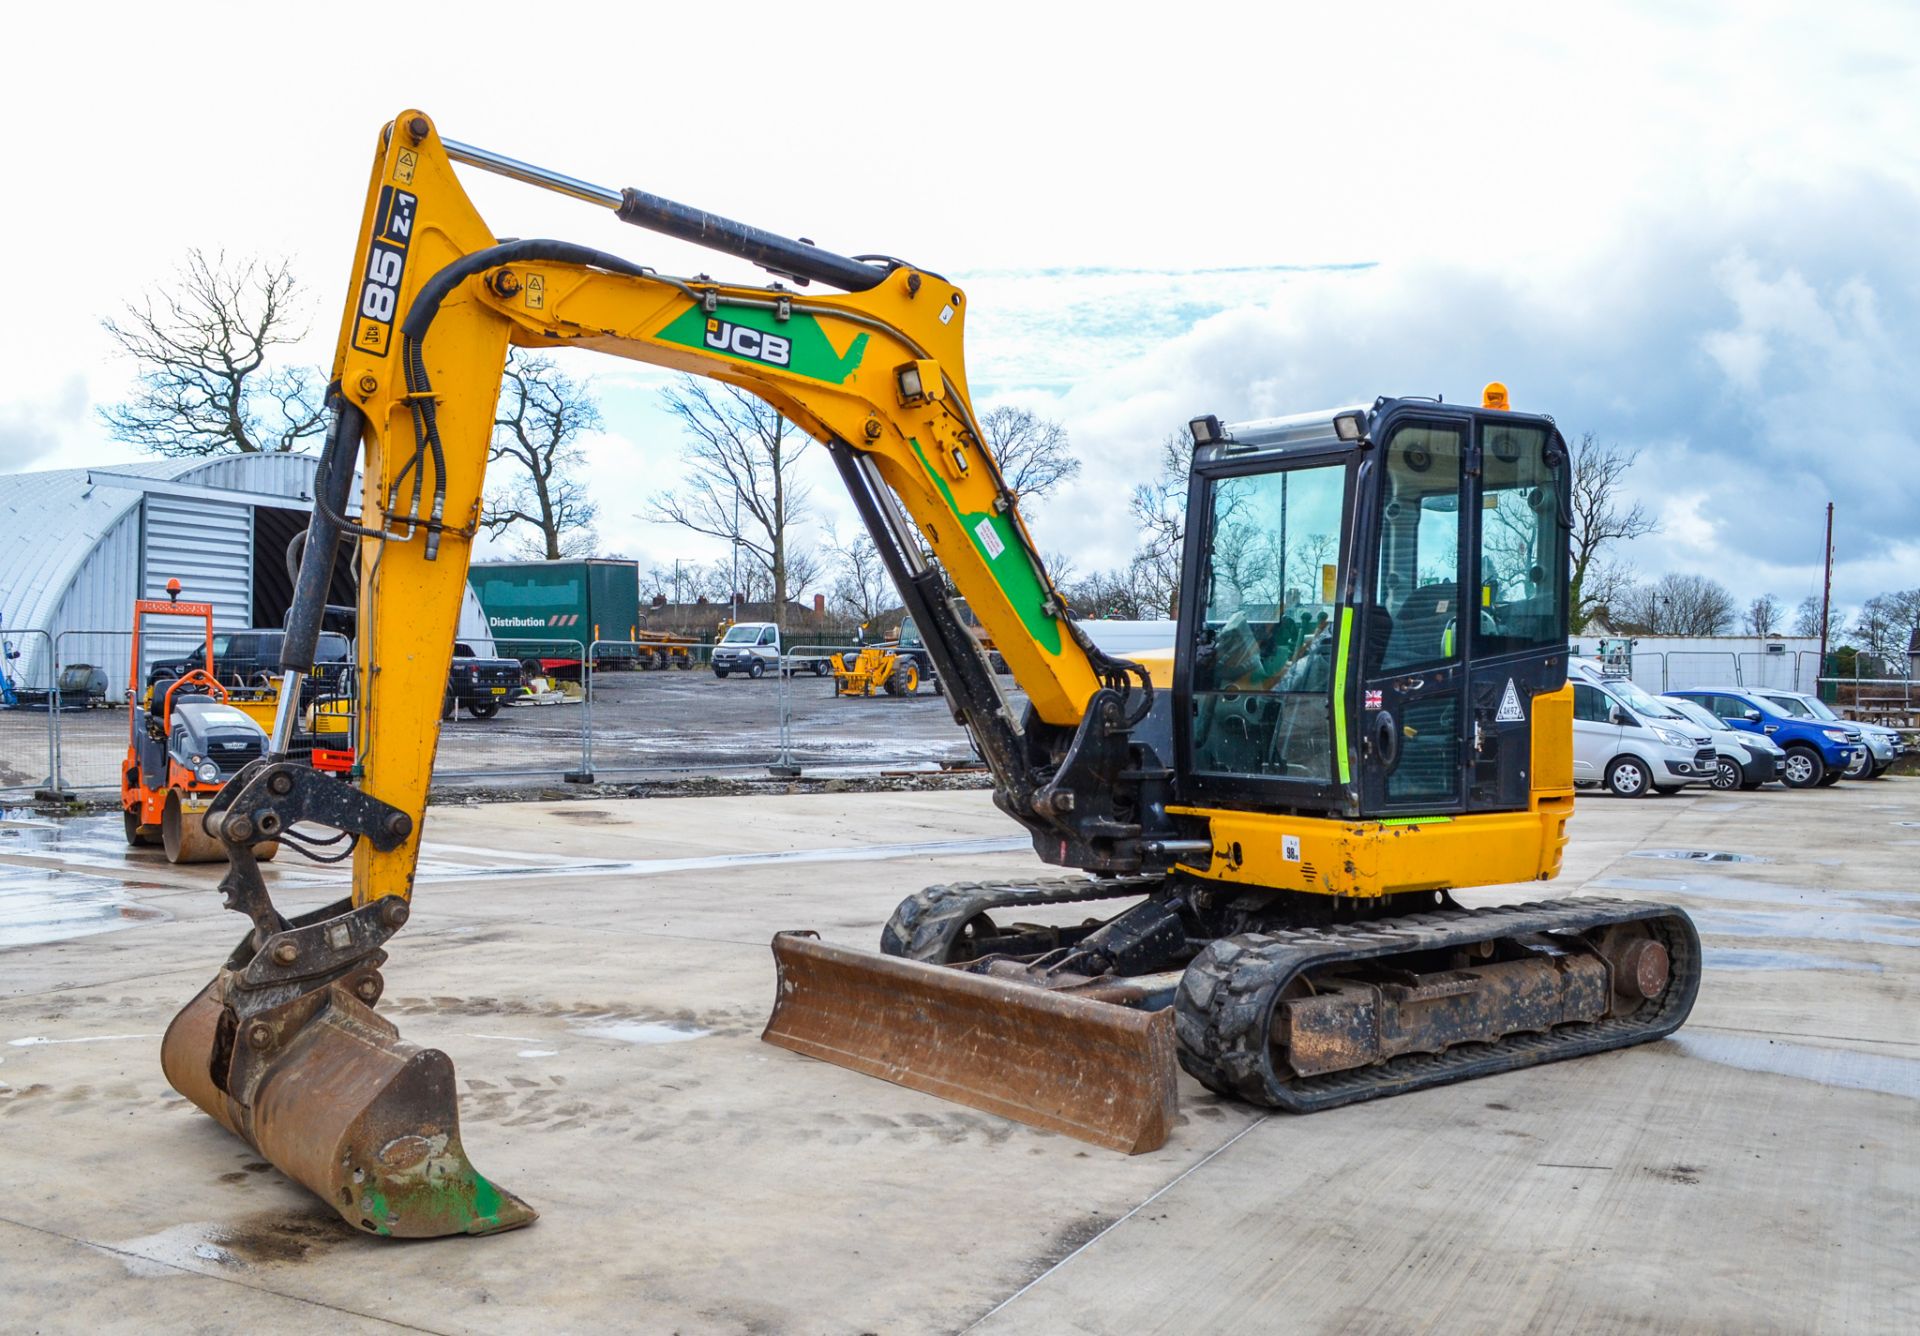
[161,891,535,1239]
[763,932,1178,1154]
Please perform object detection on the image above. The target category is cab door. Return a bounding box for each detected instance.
[1463,416,1571,810]
[1357,416,1470,815]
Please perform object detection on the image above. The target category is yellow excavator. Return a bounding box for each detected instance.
[161,109,1700,1239]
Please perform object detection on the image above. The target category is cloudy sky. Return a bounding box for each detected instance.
[4,2,1914,617]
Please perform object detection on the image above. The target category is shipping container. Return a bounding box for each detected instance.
[467,559,642,668]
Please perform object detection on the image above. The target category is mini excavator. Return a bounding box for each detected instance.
[161,110,1699,1238]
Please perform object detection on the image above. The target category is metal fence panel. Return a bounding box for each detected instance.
[1660,651,1741,693]
[772,642,1000,774]
[431,638,591,781]
[1736,651,1804,692]
[0,629,57,795]
[51,629,143,793]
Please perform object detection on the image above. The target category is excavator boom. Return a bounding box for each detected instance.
[162,110,1173,1235]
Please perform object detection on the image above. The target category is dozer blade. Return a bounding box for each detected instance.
[763,931,1178,1154]
[162,907,535,1238]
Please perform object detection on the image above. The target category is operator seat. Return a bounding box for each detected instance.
[1383,584,1457,668]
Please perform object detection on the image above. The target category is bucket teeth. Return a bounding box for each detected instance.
[163,972,535,1238]
[763,931,1178,1154]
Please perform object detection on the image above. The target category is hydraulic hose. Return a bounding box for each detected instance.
[281,399,365,673]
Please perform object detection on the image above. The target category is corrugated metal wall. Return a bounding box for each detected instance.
[40,510,144,690]
[138,494,254,679]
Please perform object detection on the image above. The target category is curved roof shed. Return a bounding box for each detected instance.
[0,453,490,687]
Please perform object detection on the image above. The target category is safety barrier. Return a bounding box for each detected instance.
[0,628,57,796]
[430,638,592,782]
[1600,649,1835,695]
[0,627,1015,796]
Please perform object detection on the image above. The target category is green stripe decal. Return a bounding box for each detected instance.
[1334,607,1353,785]
[907,437,1062,654]
[1379,816,1453,826]
[653,303,869,384]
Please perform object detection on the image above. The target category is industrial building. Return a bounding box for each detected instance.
[0,453,492,690]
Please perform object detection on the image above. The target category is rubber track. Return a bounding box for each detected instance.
[1173,896,1701,1112]
[879,875,1164,962]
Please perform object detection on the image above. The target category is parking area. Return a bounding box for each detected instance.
[3,668,1026,796]
[1,778,1915,1333]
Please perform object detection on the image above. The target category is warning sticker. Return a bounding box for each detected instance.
[1495,678,1526,723]
[1282,835,1302,863]
[974,517,1005,559]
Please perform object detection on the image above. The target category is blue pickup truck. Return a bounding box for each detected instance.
[1666,687,1868,789]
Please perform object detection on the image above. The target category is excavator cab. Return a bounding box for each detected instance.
[1178,398,1572,821]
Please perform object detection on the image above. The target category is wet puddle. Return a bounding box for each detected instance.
[1592,872,1920,952]
[1689,908,1920,950]
[105,1210,355,1277]
[570,1018,710,1046]
[1,813,1032,900]
[1702,948,1881,973]
[0,867,169,949]
[1628,849,1771,864]
[1594,873,1920,912]
[405,834,1031,886]
[1669,1032,1920,1100]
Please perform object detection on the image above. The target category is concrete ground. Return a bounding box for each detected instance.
[1,781,1915,1334]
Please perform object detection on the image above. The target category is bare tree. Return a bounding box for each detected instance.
[647,380,814,623]
[1569,433,1658,632]
[1616,572,1737,635]
[823,524,894,625]
[1850,589,1920,673]
[1745,594,1783,637]
[481,352,602,559]
[1793,594,1847,642]
[1122,428,1194,618]
[1063,568,1148,620]
[99,250,326,457]
[981,406,1081,506]
[1063,555,1177,621]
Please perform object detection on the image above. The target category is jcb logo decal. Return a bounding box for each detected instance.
[705,318,791,367]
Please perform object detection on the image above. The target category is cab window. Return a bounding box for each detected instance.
[1476,423,1568,655]
[1371,424,1465,673]
[1189,460,1347,782]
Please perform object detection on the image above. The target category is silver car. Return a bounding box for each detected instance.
[1663,695,1787,790]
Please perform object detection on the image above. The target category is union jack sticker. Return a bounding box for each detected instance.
[1365,689,1383,710]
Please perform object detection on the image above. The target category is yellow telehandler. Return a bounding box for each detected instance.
[161,110,1699,1238]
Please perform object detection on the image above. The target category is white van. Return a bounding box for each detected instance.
[1568,659,1718,796]
[710,623,833,679]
